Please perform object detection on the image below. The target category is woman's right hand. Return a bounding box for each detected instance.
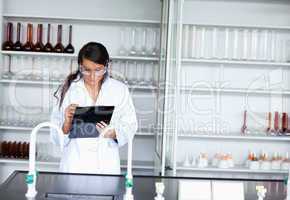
[62,104,78,134]
[64,104,78,123]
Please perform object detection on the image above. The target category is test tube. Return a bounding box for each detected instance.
[200,27,206,58]
[224,28,229,59]
[182,25,189,58]
[191,26,197,58]
[269,30,277,62]
[262,30,269,61]
[251,29,258,60]
[232,28,239,60]
[212,27,217,59]
[242,29,249,60]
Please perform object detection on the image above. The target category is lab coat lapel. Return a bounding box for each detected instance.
[77,77,110,106]
[76,77,111,150]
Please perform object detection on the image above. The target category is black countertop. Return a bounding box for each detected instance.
[0,171,287,200]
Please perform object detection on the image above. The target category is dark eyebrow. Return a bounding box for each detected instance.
[81,66,90,71]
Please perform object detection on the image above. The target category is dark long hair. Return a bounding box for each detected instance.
[54,42,110,109]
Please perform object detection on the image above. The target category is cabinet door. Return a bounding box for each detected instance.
[154,0,170,176]
[155,0,181,176]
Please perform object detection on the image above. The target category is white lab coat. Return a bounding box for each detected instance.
[50,76,138,174]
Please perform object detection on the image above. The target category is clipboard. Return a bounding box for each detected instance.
[69,106,114,139]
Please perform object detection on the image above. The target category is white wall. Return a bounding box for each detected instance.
[3,0,161,21]
[183,0,290,27]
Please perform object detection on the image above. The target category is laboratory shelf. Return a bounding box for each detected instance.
[0,79,158,90]
[0,79,62,86]
[0,158,155,170]
[0,125,155,136]
[0,159,58,166]
[1,50,75,58]
[1,51,159,61]
[177,165,288,174]
[178,133,290,142]
[0,125,48,132]
[182,58,290,67]
[3,14,160,25]
[179,86,290,95]
[112,55,159,61]
[182,22,290,31]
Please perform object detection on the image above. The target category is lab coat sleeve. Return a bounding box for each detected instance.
[113,87,138,147]
[50,102,70,151]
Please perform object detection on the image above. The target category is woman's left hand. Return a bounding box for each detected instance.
[96,121,116,139]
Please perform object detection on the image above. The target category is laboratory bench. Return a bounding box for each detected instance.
[0,170,287,199]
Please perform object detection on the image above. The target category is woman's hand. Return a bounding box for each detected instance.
[64,104,78,123]
[96,121,116,139]
[62,104,78,134]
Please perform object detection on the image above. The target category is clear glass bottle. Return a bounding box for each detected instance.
[129,27,137,55]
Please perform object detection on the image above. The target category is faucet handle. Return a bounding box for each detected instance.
[25,174,34,184]
[25,170,38,184]
[25,170,38,198]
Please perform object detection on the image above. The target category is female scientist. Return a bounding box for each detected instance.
[50,42,138,174]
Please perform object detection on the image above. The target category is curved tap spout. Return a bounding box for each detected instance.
[25,122,63,198]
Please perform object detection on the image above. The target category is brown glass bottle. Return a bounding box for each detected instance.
[44,24,53,52]
[13,23,23,51]
[11,141,17,158]
[2,141,7,157]
[16,142,21,158]
[274,111,279,134]
[53,24,64,53]
[282,113,288,133]
[266,112,272,134]
[23,23,34,51]
[19,142,25,158]
[25,142,30,159]
[7,141,12,158]
[2,22,14,50]
[22,142,27,159]
[33,24,44,52]
[241,110,247,134]
[64,25,75,53]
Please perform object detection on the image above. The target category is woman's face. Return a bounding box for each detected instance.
[80,58,106,86]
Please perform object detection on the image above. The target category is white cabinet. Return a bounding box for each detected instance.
[0,0,162,183]
[161,0,290,180]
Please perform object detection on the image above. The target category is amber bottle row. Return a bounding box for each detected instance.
[0,141,30,159]
[241,110,290,135]
[2,22,75,53]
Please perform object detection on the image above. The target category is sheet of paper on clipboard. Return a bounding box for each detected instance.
[69,106,114,139]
